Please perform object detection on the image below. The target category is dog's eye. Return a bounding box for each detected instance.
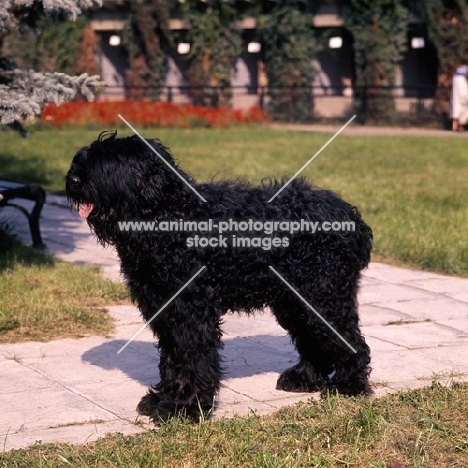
[68,175,80,187]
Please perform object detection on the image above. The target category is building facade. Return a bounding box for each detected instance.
[90,1,438,119]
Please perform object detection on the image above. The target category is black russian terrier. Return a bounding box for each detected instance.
[66,131,373,423]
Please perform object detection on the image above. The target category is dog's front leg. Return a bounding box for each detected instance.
[137,300,223,423]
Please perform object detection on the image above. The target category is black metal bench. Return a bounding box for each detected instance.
[0,180,46,248]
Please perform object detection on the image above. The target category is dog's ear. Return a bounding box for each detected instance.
[105,135,194,216]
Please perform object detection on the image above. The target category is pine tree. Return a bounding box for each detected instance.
[0,0,104,136]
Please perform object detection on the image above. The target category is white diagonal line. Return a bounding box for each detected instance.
[267,115,356,203]
[268,266,357,353]
[117,266,207,354]
[118,114,207,203]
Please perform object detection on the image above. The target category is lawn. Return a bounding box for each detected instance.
[1,381,467,467]
[1,126,468,276]
[1,126,468,464]
[0,229,128,343]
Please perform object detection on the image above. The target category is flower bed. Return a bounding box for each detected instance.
[41,100,270,128]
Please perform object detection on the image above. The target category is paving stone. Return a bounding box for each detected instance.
[369,348,454,385]
[223,372,309,402]
[223,336,297,380]
[363,334,406,352]
[1,385,116,437]
[448,291,468,303]
[378,297,468,322]
[358,282,436,305]
[222,310,287,337]
[404,277,468,294]
[359,304,413,327]
[364,321,468,349]
[2,419,149,453]
[363,262,442,283]
[0,360,56,394]
[437,319,468,334]
[69,380,150,418]
[413,344,468,374]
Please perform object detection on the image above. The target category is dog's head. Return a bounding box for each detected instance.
[66,131,189,245]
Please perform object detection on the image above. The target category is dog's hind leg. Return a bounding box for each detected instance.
[272,296,372,397]
[137,300,223,423]
[316,306,372,398]
[272,302,330,393]
[301,288,372,397]
[306,296,372,397]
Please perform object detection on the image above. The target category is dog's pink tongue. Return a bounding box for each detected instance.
[78,203,94,219]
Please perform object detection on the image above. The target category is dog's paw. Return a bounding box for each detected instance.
[137,389,213,424]
[137,390,161,417]
[321,379,373,398]
[276,364,322,393]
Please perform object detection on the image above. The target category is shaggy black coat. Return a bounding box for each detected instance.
[66,132,373,423]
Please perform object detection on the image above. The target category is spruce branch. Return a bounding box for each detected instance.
[0,0,103,133]
[0,69,105,124]
[0,86,41,124]
[0,0,102,31]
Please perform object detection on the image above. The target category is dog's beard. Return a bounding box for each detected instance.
[78,203,94,219]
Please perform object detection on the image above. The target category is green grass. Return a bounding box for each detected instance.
[1,127,467,464]
[0,229,129,343]
[1,126,468,276]
[1,381,467,467]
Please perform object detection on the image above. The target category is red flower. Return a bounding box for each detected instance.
[41,101,270,128]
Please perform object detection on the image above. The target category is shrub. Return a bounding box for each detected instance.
[41,100,270,128]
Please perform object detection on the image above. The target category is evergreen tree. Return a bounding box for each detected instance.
[5,15,90,75]
[121,0,173,101]
[258,0,318,122]
[183,0,242,107]
[346,0,408,124]
[0,0,104,136]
